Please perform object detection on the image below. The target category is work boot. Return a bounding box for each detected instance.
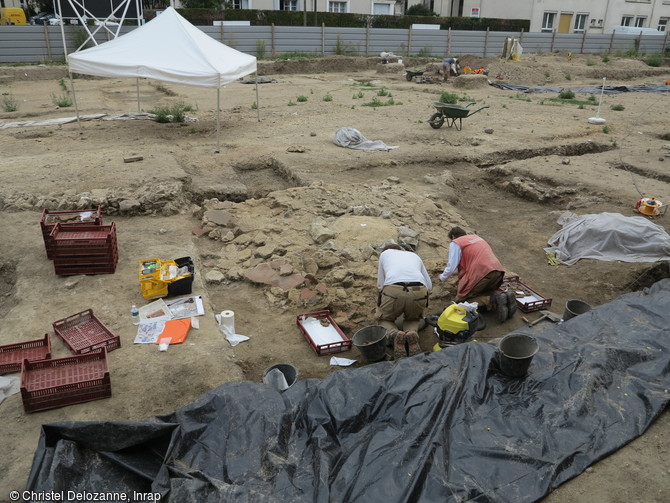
[493,293,508,323]
[405,331,422,357]
[393,331,407,360]
[386,329,399,348]
[505,291,517,319]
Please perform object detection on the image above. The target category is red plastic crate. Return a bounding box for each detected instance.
[48,223,117,256]
[0,334,51,374]
[296,310,352,356]
[501,276,553,313]
[52,309,121,355]
[54,261,118,276]
[20,348,111,413]
[41,207,103,259]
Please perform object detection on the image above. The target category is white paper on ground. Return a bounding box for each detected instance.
[226,333,250,347]
[0,375,20,405]
[330,357,357,366]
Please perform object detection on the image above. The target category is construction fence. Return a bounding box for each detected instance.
[0,23,668,65]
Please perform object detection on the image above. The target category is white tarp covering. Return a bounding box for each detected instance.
[544,211,670,265]
[333,127,399,151]
[67,7,256,88]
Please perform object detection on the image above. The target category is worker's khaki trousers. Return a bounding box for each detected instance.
[375,284,429,333]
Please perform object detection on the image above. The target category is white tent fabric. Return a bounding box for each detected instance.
[67,7,257,88]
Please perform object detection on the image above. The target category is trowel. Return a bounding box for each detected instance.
[522,310,562,327]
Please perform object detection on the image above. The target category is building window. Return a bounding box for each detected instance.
[659,18,668,32]
[574,13,588,33]
[634,17,646,27]
[280,0,298,10]
[542,12,556,32]
[232,0,249,8]
[372,2,392,14]
[329,1,347,12]
[621,16,633,26]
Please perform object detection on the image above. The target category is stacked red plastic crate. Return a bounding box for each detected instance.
[48,222,118,276]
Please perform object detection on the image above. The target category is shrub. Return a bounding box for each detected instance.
[564,73,572,81]
[602,55,610,63]
[2,95,18,112]
[296,95,308,102]
[377,88,390,97]
[602,125,610,134]
[251,101,258,109]
[288,100,296,106]
[439,91,458,104]
[51,92,72,107]
[644,54,663,67]
[322,94,333,102]
[150,103,192,122]
[558,89,575,99]
[586,59,596,66]
[610,104,625,111]
[256,40,266,59]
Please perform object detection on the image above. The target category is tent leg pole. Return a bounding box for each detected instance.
[69,71,83,135]
[255,76,260,122]
[136,78,140,113]
[216,88,221,154]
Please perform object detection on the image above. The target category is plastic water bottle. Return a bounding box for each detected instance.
[131,304,140,325]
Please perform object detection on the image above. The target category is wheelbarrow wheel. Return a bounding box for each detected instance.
[429,112,444,129]
[406,73,413,81]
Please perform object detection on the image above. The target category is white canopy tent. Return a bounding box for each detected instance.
[67,7,258,152]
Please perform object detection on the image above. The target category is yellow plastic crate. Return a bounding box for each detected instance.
[139,258,178,300]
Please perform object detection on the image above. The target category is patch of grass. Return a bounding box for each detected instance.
[149,103,192,123]
[544,71,551,78]
[512,92,532,102]
[1,94,18,112]
[603,125,611,134]
[578,104,584,109]
[275,52,322,60]
[501,104,507,109]
[58,79,68,92]
[334,34,357,56]
[601,55,610,63]
[377,88,391,97]
[545,96,598,106]
[153,82,177,96]
[322,94,333,102]
[73,29,92,50]
[256,40,266,59]
[587,95,597,104]
[586,59,596,66]
[439,91,458,104]
[558,89,575,99]
[288,100,296,106]
[251,101,258,109]
[610,104,625,111]
[644,53,663,67]
[610,138,617,147]
[564,73,572,81]
[362,97,402,107]
[51,92,72,108]
[296,95,308,102]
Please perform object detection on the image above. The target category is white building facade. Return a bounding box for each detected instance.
[234,0,403,15]
[422,0,670,33]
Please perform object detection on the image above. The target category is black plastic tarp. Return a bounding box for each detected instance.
[489,82,670,94]
[26,280,670,502]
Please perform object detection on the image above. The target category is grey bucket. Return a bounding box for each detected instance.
[563,299,592,321]
[352,325,388,363]
[498,333,539,378]
[263,364,298,391]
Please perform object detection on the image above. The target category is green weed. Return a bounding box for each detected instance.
[645,54,663,67]
[288,100,296,106]
[149,103,192,123]
[439,91,458,104]
[603,125,610,134]
[558,89,575,99]
[564,73,572,80]
[251,101,258,109]
[601,55,610,63]
[296,95,308,102]
[610,104,625,111]
[51,92,72,107]
[1,94,18,112]
[256,40,266,59]
[322,94,333,102]
[377,88,391,97]
[586,59,596,66]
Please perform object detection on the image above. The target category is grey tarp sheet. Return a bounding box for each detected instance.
[26,280,670,503]
[544,211,670,265]
[333,127,399,151]
[489,82,670,94]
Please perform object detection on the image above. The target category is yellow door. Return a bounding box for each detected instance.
[558,14,572,34]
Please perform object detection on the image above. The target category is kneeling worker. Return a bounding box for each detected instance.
[376,244,432,357]
[438,227,515,322]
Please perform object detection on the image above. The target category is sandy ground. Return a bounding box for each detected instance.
[1,52,669,501]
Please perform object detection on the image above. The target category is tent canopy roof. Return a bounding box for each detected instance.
[67,7,257,88]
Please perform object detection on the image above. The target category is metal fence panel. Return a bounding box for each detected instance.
[0,24,667,64]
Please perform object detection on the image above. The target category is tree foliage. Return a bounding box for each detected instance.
[406,4,437,17]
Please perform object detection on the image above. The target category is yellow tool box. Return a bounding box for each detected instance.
[139,257,194,300]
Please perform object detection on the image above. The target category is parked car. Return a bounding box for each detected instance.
[29,12,55,25]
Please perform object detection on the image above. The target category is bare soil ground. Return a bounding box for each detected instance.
[1,52,669,502]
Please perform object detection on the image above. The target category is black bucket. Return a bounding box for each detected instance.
[352,325,388,363]
[498,333,539,378]
[563,299,591,321]
[263,364,298,391]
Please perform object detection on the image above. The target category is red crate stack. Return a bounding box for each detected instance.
[20,348,112,413]
[48,223,118,276]
[40,207,103,259]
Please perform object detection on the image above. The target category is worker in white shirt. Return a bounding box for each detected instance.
[376,243,432,358]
